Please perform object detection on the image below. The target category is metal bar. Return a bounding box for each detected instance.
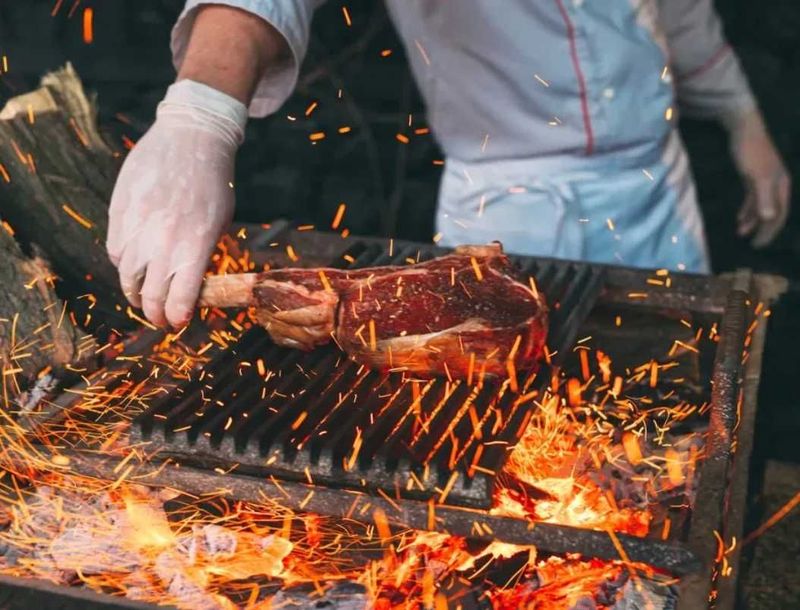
[677,286,751,609]
[0,574,165,610]
[714,274,787,610]
[551,265,606,358]
[43,450,702,576]
[600,267,733,314]
[235,219,292,251]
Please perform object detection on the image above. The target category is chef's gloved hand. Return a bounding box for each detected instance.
[726,108,792,248]
[107,80,247,328]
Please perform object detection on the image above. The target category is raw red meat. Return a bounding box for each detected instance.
[200,244,547,380]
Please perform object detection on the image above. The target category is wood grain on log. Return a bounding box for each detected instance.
[0,221,92,392]
[0,63,127,332]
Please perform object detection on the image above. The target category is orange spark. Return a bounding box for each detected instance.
[622,432,643,466]
[744,489,800,546]
[369,320,377,351]
[314,271,332,293]
[82,8,93,43]
[665,448,684,487]
[331,203,347,229]
[566,378,582,407]
[373,508,392,544]
[291,411,307,431]
[61,203,93,228]
[470,257,483,281]
[579,349,590,381]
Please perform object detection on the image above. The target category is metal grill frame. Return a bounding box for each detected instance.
[9,223,781,609]
[129,233,606,508]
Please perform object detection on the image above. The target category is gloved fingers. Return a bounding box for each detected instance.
[140,258,174,328]
[117,243,148,309]
[165,260,209,329]
[736,192,759,237]
[752,177,788,249]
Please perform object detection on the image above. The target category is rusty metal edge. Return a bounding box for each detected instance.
[713,273,788,610]
[677,270,753,610]
[30,449,702,576]
[0,573,167,610]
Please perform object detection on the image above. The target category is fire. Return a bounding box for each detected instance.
[121,490,176,550]
[1,232,765,609]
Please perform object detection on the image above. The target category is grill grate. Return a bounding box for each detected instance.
[131,240,604,508]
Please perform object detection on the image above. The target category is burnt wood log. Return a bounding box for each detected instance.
[0,63,127,332]
[0,221,92,393]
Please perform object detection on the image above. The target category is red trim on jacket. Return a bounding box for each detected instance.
[554,0,595,155]
[678,44,732,82]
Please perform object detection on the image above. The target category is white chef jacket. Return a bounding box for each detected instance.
[172,0,756,273]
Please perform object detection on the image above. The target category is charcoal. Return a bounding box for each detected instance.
[570,596,598,610]
[269,582,369,610]
[595,570,629,605]
[49,516,142,574]
[611,578,677,610]
[0,545,20,566]
[186,524,239,563]
[122,572,161,603]
[155,550,230,610]
[201,524,238,557]
[15,372,58,412]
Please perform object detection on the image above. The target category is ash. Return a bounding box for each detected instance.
[0,479,683,610]
[0,483,291,610]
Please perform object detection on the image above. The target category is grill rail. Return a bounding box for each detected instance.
[131,239,605,508]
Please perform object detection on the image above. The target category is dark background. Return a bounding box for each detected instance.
[1,2,799,604]
[1,0,799,278]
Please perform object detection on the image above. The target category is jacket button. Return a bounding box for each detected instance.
[603,87,615,99]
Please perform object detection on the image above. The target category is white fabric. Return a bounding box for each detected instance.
[658,0,757,120]
[170,0,754,271]
[437,130,710,273]
[107,80,246,327]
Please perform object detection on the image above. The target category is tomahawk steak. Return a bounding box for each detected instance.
[199,244,547,380]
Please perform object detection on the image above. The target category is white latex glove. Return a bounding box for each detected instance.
[107,80,247,327]
[726,109,792,248]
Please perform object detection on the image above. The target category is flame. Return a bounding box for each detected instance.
[121,490,176,550]
[0,233,766,609]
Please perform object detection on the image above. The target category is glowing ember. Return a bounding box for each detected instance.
[0,233,768,609]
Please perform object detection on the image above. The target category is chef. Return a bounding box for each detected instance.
[107,1,791,328]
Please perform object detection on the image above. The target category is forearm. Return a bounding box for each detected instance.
[177,4,290,105]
